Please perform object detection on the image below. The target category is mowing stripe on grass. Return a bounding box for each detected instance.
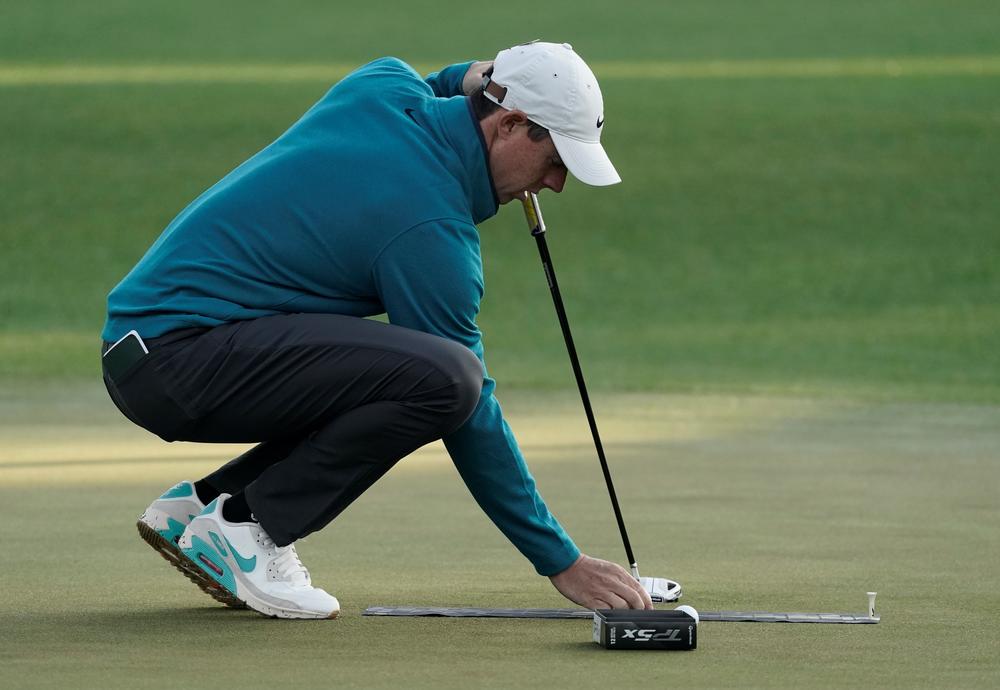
[1,55,999,86]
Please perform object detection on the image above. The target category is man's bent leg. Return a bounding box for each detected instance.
[149,313,482,544]
[198,438,300,499]
[247,395,473,545]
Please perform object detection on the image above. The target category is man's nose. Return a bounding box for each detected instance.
[543,166,567,193]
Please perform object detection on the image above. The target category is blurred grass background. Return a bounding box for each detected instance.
[3,0,1000,62]
[2,0,999,402]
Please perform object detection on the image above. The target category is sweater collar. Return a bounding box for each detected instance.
[436,96,500,224]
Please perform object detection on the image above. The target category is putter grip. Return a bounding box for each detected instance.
[521,192,546,235]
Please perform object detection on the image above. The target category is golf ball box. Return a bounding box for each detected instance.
[592,609,697,650]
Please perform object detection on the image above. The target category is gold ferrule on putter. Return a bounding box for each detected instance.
[521,192,546,235]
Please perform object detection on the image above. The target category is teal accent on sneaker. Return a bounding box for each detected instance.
[202,498,220,515]
[223,536,258,573]
[158,516,188,544]
[184,535,237,594]
[208,531,229,557]
[161,482,194,499]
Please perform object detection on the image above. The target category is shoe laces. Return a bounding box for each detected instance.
[258,529,310,587]
[273,545,310,587]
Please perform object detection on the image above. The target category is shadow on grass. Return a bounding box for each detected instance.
[0,605,315,634]
[550,640,700,657]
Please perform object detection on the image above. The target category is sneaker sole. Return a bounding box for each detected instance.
[136,519,246,609]
[242,597,340,620]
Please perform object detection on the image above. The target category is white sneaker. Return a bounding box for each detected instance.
[178,494,340,619]
[136,481,244,608]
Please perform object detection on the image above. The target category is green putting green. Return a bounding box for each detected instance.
[2,386,999,688]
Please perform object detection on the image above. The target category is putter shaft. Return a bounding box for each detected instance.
[521,192,639,576]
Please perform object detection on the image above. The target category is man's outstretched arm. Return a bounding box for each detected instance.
[371,220,651,608]
[372,219,577,574]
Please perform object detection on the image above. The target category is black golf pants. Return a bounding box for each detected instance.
[102,314,483,545]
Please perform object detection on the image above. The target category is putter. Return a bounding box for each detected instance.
[521,192,680,603]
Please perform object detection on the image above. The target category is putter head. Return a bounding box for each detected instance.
[640,576,682,603]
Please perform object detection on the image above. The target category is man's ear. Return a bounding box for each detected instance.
[497,110,529,137]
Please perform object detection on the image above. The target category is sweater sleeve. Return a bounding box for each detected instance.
[423,61,475,98]
[371,219,580,576]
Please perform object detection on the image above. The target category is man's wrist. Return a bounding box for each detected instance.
[462,60,494,96]
[544,550,583,579]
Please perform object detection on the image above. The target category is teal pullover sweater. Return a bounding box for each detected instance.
[102,57,580,576]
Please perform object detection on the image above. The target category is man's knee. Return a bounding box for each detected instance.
[436,340,483,434]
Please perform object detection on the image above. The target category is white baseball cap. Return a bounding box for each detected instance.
[484,41,621,186]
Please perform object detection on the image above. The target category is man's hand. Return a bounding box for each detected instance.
[462,60,495,96]
[549,554,654,610]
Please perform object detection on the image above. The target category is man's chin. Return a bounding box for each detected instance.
[499,191,528,205]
